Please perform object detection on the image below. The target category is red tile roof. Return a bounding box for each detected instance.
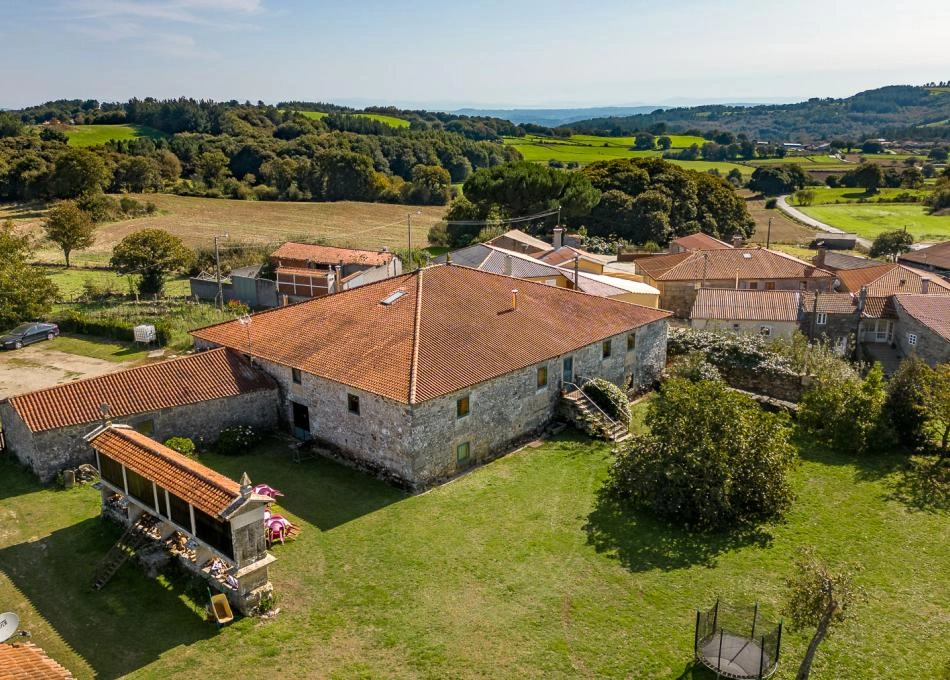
[893,294,950,341]
[7,348,276,433]
[836,263,950,296]
[635,248,834,282]
[271,243,393,267]
[0,643,74,679]
[192,265,670,404]
[690,289,801,322]
[899,241,950,270]
[802,292,861,315]
[671,232,733,251]
[87,425,241,517]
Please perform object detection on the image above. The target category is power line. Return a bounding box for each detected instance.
[444,207,560,228]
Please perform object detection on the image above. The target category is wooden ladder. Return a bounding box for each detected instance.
[91,518,153,591]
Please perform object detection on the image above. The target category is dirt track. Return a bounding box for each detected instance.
[0,344,127,399]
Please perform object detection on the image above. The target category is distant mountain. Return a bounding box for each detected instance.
[451,106,658,128]
[567,85,950,142]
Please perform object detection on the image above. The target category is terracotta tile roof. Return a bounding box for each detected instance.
[670,232,733,251]
[893,294,950,341]
[271,243,394,267]
[538,246,614,267]
[635,248,834,282]
[836,263,950,296]
[690,289,801,322]
[487,229,552,253]
[802,292,860,315]
[899,241,950,271]
[87,425,241,517]
[192,265,670,404]
[862,296,891,319]
[7,348,276,433]
[0,643,74,679]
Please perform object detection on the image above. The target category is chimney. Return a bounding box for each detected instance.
[732,233,744,248]
[815,247,827,268]
[334,264,343,293]
[503,254,512,277]
[553,227,564,249]
[446,252,452,265]
[573,256,580,291]
[921,276,930,294]
[240,472,252,498]
[511,288,519,310]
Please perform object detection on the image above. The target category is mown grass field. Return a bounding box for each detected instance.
[0,406,946,679]
[49,124,167,147]
[798,204,950,241]
[2,195,446,267]
[294,110,410,128]
[787,187,932,206]
[43,335,154,363]
[42,267,191,300]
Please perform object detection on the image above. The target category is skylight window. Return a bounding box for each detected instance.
[742,253,752,259]
[380,289,407,305]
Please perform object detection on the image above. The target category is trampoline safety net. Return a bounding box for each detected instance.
[694,600,782,680]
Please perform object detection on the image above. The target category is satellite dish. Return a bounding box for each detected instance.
[0,612,20,643]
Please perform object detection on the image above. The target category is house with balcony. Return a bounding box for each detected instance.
[271,243,402,302]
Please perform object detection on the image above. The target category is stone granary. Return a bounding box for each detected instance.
[86,424,275,615]
[192,264,670,488]
[0,348,278,482]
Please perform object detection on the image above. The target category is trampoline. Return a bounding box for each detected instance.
[694,600,782,680]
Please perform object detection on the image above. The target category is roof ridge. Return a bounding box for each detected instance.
[7,346,228,404]
[117,427,240,494]
[408,268,424,405]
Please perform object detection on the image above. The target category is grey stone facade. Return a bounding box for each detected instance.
[659,280,833,319]
[222,319,668,488]
[1,390,279,483]
[892,314,950,367]
[799,312,858,355]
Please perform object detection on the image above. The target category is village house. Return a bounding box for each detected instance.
[485,229,553,256]
[668,232,733,253]
[85,424,275,614]
[898,241,950,280]
[631,247,836,317]
[0,349,279,482]
[688,289,802,340]
[271,243,402,302]
[888,294,950,366]
[799,292,861,355]
[191,264,670,488]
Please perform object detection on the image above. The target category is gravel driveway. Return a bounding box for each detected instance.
[0,344,128,399]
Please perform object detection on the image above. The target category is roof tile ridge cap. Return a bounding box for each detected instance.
[408,268,425,405]
[8,347,226,404]
[122,428,240,494]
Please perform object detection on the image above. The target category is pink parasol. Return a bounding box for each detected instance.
[252,483,284,498]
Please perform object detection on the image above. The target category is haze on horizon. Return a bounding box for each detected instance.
[2,0,949,111]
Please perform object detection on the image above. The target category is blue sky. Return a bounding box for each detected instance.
[2,0,949,109]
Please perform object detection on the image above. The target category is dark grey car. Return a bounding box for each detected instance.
[0,322,60,350]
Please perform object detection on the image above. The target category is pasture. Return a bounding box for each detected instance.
[294,110,410,128]
[42,267,191,300]
[797,203,950,241]
[2,195,446,267]
[787,187,932,206]
[0,409,946,679]
[51,124,166,147]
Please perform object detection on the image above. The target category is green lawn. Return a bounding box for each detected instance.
[798,204,950,241]
[748,156,851,167]
[53,124,166,147]
[43,268,191,300]
[788,187,932,206]
[44,335,153,362]
[0,411,946,678]
[294,110,410,128]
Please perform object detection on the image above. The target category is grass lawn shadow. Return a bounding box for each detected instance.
[583,488,773,572]
[0,517,213,678]
[0,455,48,501]
[199,435,407,531]
[885,454,949,512]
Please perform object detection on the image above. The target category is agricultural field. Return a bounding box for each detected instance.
[294,110,410,128]
[42,267,191,300]
[797,203,950,242]
[0,409,946,679]
[787,187,933,206]
[2,195,446,267]
[747,155,852,169]
[740,190,818,247]
[44,124,167,147]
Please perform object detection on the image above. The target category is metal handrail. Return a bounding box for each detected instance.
[562,380,621,429]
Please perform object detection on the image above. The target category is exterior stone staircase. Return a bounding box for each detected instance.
[92,515,156,590]
[561,389,630,442]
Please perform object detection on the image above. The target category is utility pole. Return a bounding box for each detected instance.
[407,211,421,271]
[213,233,229,310]
[766,217,773,250]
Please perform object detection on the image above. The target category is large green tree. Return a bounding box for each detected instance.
[50,148,110,198]
[851,162,884,194]
[110,229,193,296]
[0,220,58,327]
[748,165,807,195]
[869,229,914,261]
[43,200,96,267]
[607,376,795,530]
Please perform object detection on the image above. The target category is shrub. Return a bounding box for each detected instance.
[427,221,449,247]
[764,198,778,209]
[668,352,721,383]
[164,436,196,458]
[607,377,795,530]
[886,357,934,451]
[582,378,631,426]
[214,425,262,455]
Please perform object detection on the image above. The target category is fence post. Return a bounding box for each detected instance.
[717,629,724,673]
[751,601,758,640]
[694,610,701,658]
[758,635,766,680]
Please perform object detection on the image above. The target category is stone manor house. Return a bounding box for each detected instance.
[2,264,669,488]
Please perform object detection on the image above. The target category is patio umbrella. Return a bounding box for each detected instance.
[252,483,284,498]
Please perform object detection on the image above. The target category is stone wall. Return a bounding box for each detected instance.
[893,313,950,367]
[1,390,279,483]
[717,365,810,403]
[691,318,799,341]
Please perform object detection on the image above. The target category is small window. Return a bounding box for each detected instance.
[537,366,548,389]
[627,333,636,352]
[907,333,918,346]
[291,367,302,384]
[456,396,470,419]
[816,312,828,326]
[544,279,557,286]
[765,281,776,291]
[748,281,759,290]
[347,393,360,415]
[456,442,471,464]
[760,326,772,337]
[602,340,612,359]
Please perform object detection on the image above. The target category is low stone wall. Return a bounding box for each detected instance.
[716,365,809,403]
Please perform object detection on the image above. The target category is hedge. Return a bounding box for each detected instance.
[54,309,171,345]
[582,378,632,426]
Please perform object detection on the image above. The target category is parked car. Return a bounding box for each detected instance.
[0,322,60,350]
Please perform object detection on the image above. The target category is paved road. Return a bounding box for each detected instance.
[776,195,873,249]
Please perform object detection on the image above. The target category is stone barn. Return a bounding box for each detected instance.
[192,264,670,488]
[0,348,278,482]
